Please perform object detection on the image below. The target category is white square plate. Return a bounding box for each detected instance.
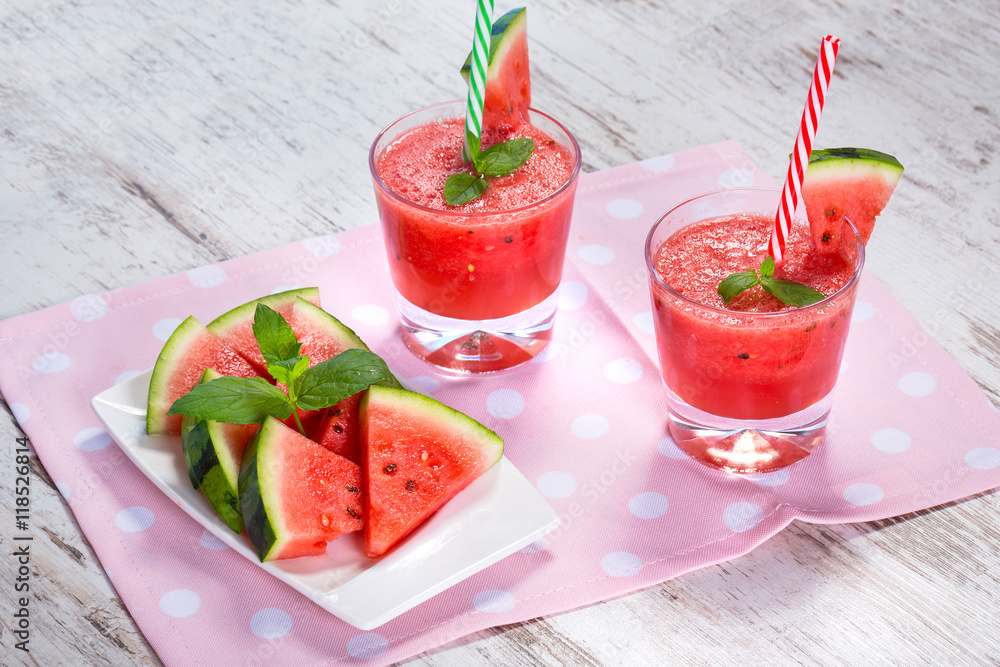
[91,370,559,630]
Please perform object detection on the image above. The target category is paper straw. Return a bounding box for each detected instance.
[463,0,495,161]
[768,35,840,263]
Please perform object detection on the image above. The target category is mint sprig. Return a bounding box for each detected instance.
[718,256,827,307]
[443,173,487,206]
[167,305,393,435]
[444,133,535,206]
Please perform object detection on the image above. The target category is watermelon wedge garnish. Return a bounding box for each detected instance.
[460,7,530,134]
[146,316,261,436]
[206,287,321,375]
[361,386,503,558]
[181,368,258,533]
[239,417,364,562]
[802,147,904,254]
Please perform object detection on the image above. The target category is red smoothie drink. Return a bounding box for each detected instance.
[645,188,865,472]
[369,100,580,372]
[373,111,577,321]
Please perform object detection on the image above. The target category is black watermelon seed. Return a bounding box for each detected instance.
[346,507,359,519]
[384,463,397,474]
[347,485,359,493]
[821,233,832,243]
[406,480,416,492]
[333,425,343,434]
[738,353,750,360]
[504,236,513,243]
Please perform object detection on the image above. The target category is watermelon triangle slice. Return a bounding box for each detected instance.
[460,7,530,134]
[146,316,262,436]
[239,417,364,562]
[360,386,503,558]
[802,147,904,255]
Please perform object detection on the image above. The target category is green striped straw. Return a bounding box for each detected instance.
[463,0,495,162]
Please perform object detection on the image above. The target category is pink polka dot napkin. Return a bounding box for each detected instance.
[2,140,999,666]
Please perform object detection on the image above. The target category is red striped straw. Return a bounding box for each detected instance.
[768,35,840,264]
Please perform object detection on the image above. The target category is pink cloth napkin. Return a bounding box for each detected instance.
[3,140,999,666]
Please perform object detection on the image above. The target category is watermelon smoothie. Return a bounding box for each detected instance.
[645,188,865,473]
[370,100,580,372]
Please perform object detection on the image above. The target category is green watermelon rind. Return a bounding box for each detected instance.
[147,316,207,435]
[238,417,285,561]
[205,287,321,338]
[460,7,527,81]
[807,147,904,172]
[181,368,246,534]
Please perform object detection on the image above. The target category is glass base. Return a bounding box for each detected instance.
[396,291,558,373]
[663,383,831,473]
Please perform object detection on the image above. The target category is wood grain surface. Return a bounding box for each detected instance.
[2,0,998,665]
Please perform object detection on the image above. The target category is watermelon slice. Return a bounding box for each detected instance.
[460,7,530,134]
[146,316,261,436]
[360,386,504,558]
[239,416,364,562]
[207,287,321,375]
[802,147,904,254]
[181,368,258,533]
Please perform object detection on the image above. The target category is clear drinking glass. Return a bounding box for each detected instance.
[369,101,581,373]
[644,188,865,473]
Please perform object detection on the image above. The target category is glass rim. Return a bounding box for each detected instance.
[368,99,582,217]
[643,187,867,318]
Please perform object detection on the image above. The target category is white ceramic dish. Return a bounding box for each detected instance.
[91,369,559,630]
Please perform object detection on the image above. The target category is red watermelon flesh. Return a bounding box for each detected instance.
[239,417,364,562]
[147,316,262,436]
[460,7,530,134]
[801,148,904,255]
[206,287,321,375]
[313,394,363,464]
[361,386,503,558]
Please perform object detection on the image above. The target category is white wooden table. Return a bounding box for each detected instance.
[2,0,999,664]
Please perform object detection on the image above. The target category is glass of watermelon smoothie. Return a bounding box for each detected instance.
[369,100,581,373]
[645,188,865,473]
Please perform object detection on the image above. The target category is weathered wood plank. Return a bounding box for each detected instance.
[1,0,999,664]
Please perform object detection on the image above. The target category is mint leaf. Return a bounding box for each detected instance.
[759,256,775,278]
[760,278,827,307]
[477,138,535,178]
[267,355,309,389]
[717,270,761,304]
[253,303,301,365]
[167,376,293,423]
[295,349,394,411]
[444,172,487,206]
